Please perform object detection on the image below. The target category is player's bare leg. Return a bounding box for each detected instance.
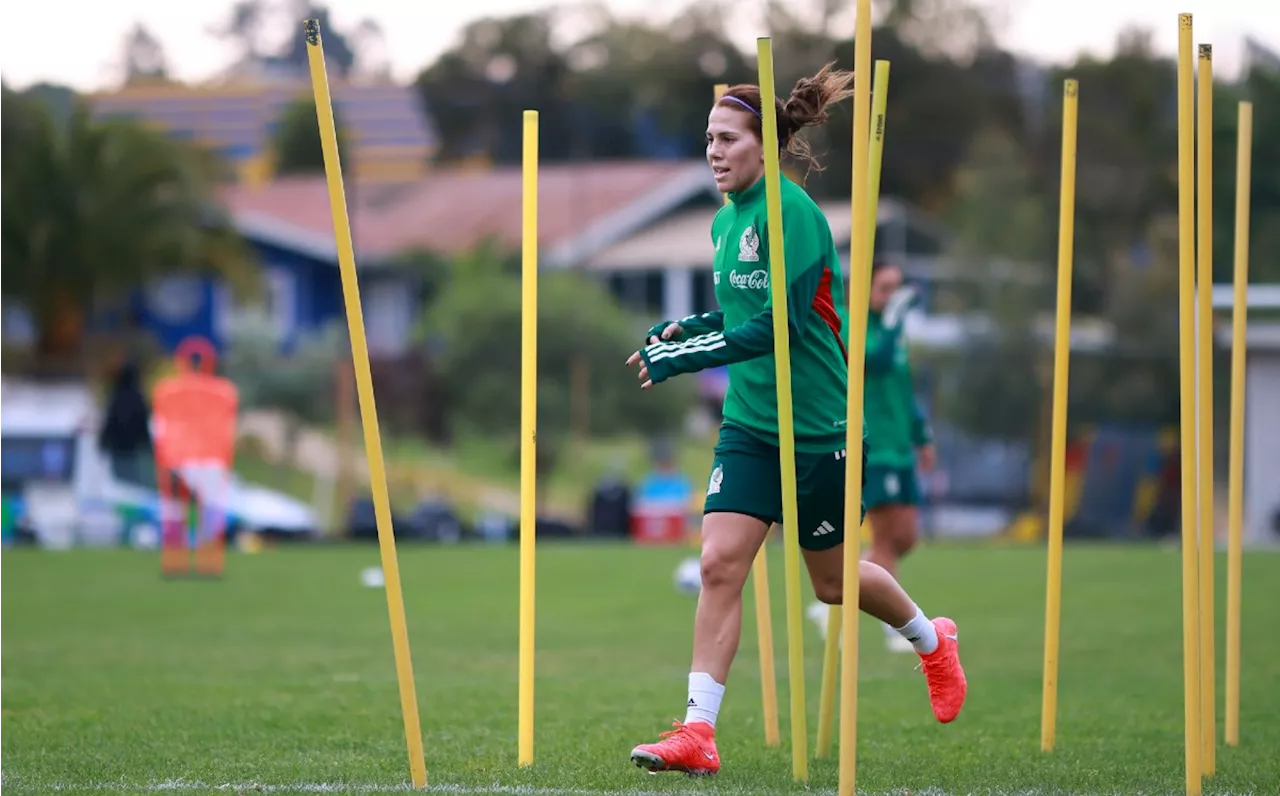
[865,504,919,580]
[866,504,921,650]
[630,512,770,775]
[804,546,968,723]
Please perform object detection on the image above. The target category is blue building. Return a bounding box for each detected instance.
[132,216,415,358]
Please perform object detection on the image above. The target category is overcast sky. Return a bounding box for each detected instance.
[2,1,1275,91]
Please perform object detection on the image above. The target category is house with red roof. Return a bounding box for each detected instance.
[131,159,723,357]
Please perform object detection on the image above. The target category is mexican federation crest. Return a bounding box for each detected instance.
[738,225,760,262]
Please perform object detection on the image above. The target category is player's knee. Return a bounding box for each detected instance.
[699,544,752,593]
[892,510,919,556]
[894,523,918,556]
[699,512,769,593]
[872,508,918,558]
[813,578,842,605]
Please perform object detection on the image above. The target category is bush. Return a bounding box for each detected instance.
[221,314,347,425]
[419,262,694,451]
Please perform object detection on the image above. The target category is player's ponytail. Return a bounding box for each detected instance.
[718,61,855,177]
[778,62,855,173]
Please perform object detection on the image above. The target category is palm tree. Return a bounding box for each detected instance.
[205,0,269,62]
[1,86,257,364]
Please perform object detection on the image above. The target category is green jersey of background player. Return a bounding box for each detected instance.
[622,62,967,779]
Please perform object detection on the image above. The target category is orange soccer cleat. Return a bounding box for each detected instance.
[629,720,720,776]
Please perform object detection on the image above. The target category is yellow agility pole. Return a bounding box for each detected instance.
[839,1,873,793]
[303,18,427,791]
[714,81,783,751]
[1040,77,1079,754]
[756,36,810,782]
[1175,13,1203,796]
[1194,42,1216,777]
[817,58,890,762]
[1224,99,1252,748]
[517,109,539,767]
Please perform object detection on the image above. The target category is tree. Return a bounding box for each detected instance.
[821,25,1021,207]
[944,125,1050,264]
[1,88,256,361]
[1039,29,1179,313]
[206,0,270,62]
[1066,215,1181,431]
[270,96,351,175]
[16,82,77,129]
[417,248,692,462]
[1,87,41,170]
[414,13,577,163]
[272,2,362,80]
[1214,64,1280,284]
[932,124,1050,442]
[408,0,1021,200]
[349,18,390,80]
[876,0,1002,63]
[207,1,379,82]
[121,22,170,85]
[564,4,751,160]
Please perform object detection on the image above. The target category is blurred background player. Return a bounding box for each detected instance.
[624,65,967,778]
[810,261,936,652]
[98,358,155,486]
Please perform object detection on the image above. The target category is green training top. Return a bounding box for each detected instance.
[638,173,853,454]
[863,308,932,468]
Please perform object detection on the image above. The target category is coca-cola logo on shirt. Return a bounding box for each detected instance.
[729,269,769,290]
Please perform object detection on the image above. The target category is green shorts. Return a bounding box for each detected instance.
[863,464,922,509]
[702,424,865,551]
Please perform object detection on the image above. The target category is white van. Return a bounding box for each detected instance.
[0,378,317,548]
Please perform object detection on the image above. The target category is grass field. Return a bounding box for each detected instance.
[3,541,1279,795]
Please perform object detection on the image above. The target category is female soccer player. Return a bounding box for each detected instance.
[810,260,936,653]
[623,64,968,777]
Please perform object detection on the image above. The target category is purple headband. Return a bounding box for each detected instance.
[719,95,761,120]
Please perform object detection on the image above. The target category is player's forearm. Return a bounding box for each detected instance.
[911,402,933,446]
[904,362,932,445]
[644,311,724,344]
[641,318,774,381]
[640,266,823,382]
[677,310,725,336]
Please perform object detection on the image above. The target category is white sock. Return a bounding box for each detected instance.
[893,605,939,654]
[684,672,725,727]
